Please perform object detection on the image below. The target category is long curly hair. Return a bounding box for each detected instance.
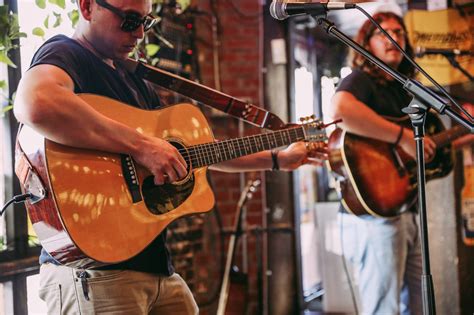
[351,12,415,83]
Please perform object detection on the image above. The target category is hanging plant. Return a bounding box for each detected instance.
[0,5,26,68]
[32,0,79,40]
[0,5,27,112]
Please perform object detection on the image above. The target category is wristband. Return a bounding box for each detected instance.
[271,150,280,171]
[393,126,404,147]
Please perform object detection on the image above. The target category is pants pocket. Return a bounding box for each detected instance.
[82,269,128,283]
[39,283,61,315]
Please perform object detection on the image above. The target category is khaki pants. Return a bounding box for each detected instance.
[39,263,199,315]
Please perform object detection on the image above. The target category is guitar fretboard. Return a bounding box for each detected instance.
[432,125,469,148]
[187,127,305,168]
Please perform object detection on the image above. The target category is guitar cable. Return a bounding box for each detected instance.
[339,211,360,315]
[0,193,33,217]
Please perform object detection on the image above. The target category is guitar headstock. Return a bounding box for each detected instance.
[299,115,327,143]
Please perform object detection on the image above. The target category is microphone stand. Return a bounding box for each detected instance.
[312,14,474,315]
[444,55,474,82]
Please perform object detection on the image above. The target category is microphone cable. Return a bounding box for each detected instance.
[354,5,473,122]
[339,211,360,315]
[0,193,33,217]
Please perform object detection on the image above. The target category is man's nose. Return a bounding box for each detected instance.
[131,25,145,39]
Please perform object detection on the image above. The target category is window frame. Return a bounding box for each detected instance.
[0,0,43,313]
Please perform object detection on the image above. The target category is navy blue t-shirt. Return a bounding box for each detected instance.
[336,69,411,118]
[32,35,173,276]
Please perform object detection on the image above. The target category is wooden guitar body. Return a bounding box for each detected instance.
[17,94,326,267]
[18,94,215,268]
[328,113,455,218]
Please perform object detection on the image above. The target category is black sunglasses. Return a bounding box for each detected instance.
[95,0,158,32]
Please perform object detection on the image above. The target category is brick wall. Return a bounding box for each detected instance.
[193,0,266,314]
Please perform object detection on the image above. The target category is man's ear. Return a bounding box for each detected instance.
[78,0,93,21]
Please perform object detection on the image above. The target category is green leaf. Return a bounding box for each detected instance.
[32,27,45,38]
[176,0,190,11]
[0,52,16,67]
[0,80,6,90]
[36,0,46,9]
[52,12,62,28]
[49,0,66,9]
[145,44,160,57]
[0,6,11,38]
[67,9,79,28]
[8,10,21,37]
[43,15,49,28]
[2,104,13,113]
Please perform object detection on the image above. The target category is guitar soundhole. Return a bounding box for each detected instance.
[141,140,195,215]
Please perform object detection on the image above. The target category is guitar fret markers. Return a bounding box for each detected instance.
[189,127,305,168]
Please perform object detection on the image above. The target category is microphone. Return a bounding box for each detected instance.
[415,47,473,58]
[269,1,356,20]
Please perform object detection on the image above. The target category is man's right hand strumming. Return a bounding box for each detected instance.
[132,137,188,185]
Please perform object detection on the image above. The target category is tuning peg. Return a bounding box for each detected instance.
[322,118,343,128]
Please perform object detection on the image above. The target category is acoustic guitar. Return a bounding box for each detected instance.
[328,112,468,218]
[16,94,327,268]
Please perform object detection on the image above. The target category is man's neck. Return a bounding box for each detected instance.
[72,32,115,68]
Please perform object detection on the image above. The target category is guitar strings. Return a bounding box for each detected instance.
[175,127,307,167]
[177,128,301,157]
[177,126,303,155]
[188,129,308,167]
[175,126,302,154]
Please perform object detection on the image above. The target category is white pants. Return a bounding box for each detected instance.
[39,263,198,315]
[340,211,423,315]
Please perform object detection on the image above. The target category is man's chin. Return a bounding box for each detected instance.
[114,52,132,61]
[384,57,403,68]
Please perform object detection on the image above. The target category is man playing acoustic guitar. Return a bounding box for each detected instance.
[327,12,436,315]
[13,0,326,314]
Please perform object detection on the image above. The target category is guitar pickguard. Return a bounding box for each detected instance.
[142,174,195,215]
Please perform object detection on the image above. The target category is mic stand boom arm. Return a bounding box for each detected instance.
[315,17,473,132]
[444,55,474,82]
[314,15,473,315]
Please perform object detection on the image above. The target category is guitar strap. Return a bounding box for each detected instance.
[119,59,287,131]
[14,124,47,204]
[14,124,31,187]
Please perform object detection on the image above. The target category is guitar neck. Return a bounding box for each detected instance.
[432,124,469,148]
[189,126,305,168]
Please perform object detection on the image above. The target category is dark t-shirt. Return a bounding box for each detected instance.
[336,69,416,214]
[32,35,173,276]
[336,69,411,118]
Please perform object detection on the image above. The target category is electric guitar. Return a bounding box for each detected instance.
[217,179,260,315]
[328,112,468,217]
[16,94,327,268]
